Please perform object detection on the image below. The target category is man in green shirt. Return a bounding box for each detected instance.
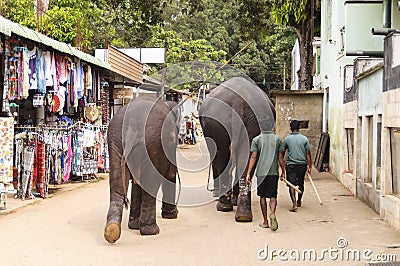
[282,120,312,212]
[246,130,285,231]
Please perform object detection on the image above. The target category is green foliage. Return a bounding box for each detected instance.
[3,0,297,91]
[146,25,227,89]
[4,0,101,49]
[234,0,271,40]
[147,25,226,65]
[4,0,36,29]
[271,0,309,26]
[166,0,296,91]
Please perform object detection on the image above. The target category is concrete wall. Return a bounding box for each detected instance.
[272,90,324,157]
[355,64,383,214]
[381,33,400,230]
[321,0,346,179]
[320,1,400,232]
[343,101,357,128]
[358,69,383,116]
[356,181,380,214]
[342,101,357,194]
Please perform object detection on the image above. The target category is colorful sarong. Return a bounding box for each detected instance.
[37,141,46,198]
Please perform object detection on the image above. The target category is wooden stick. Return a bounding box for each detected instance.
[306,172,323,205]
[281,178,302,194]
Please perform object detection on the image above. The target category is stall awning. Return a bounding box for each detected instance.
[0,16,111,70]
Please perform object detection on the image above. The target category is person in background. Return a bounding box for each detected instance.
[246,126,285,231]
[282,120,312,212]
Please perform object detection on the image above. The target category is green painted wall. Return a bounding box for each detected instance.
[345,4,384,52]
[358,69,383,116]
[389,0,400,29]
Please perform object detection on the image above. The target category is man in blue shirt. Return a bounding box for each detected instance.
[282,120,312,212]
[246,129,285,231]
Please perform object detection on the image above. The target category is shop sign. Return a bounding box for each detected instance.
[33,94,44,106]
[113,87,134,99]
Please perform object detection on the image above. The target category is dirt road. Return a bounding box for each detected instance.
[1,141,399,265]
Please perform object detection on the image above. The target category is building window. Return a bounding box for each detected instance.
[390,128,400,195]
[345,128,354,174]
[298,120,309,129]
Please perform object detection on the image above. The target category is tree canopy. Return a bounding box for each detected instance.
[237,0,320,90]
[1,0,299,91]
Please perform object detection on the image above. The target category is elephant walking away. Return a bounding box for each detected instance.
[199,77,275,222]
[104,97,179,243]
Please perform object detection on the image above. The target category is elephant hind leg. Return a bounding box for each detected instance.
[161,164,178,219]
[217,193,233,212]
[140,189,160,235]
[104,223,121,244]
[231,182,239,206]
[128,181,142,230]
[104,143,130,243]
[104,197,126,243]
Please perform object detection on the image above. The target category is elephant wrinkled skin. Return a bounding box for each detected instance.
[104,97,179,243]
[199,77,275,222]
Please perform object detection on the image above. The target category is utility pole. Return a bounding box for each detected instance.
[283,62,286,90]
[160,39,167,101]
[76,19,81,50]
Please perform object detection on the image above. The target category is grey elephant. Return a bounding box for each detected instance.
[104,97,179,243]
[199,77,275,222]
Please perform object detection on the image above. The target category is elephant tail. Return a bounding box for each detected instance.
[121,155,130,210]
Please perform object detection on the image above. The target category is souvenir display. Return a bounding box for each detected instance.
[0,117,14,184]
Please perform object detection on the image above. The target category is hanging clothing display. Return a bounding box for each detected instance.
[37,141,46,198]
[1,32,112,205]
[14,46,29,99]
[37,50,47,94]
[76,59,84,99]
[63,135,73,182]
[72,130,83,177]
[97,132,105,170]
[28,46,38,91]
[43,51,52,87]
[59,55,68,84]
[21,146,35,200]
[12,124,108,200]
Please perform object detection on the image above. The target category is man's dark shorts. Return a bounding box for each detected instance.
[286,164,307,188]
[257,175,278,198]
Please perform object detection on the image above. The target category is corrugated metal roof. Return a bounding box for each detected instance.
[0,15,111,70]
[36,32,74,55]
[0,16,12,36]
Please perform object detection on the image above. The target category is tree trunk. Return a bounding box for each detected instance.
[293,19,314,90]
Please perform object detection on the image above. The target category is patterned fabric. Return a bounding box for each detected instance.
[28,46,37,91]
[72,131,84,177]
[21,146,35,199]
[97,132,104,169]
[63,135,72,182]
[37,141,46,198]
[32,139,38,192]
[37,50,47,94]
[104,134,109,171]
